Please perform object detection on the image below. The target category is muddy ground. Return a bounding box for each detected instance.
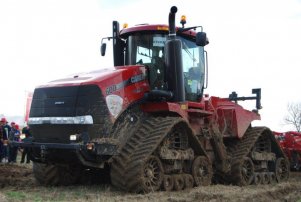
[0,163,301,202]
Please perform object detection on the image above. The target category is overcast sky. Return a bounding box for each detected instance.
[0,0,301,131]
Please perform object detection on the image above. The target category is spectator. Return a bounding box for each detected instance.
[0,120,3,162]
[8,122,20,163]
[14,124,21,143]
[22,126,31,138]
[20,126,31,164]
[1,118,11,163]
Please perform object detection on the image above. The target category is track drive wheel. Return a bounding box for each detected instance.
[192,156,213,186]
[275,157,289,182]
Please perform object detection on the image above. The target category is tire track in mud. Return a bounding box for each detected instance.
[0,164,301,201]
[0,164,35,188]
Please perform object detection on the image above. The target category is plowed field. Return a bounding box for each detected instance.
[0,163,301,202]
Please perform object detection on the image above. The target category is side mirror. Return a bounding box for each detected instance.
[196,32,209,46]
[101,43,107,56]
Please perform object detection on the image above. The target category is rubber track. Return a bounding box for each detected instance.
[33,163,60,185]
[230,127,286,185]
[110,116,182,192]
[33,163,82,186]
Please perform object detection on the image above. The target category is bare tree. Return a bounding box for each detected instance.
[284,103,301,132]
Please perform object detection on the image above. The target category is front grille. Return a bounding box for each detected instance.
[29,85,112,143]
[30,86,78,117]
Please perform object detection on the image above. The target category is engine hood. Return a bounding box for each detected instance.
[27,64,151,159]
[36,65,148,88]
[33,65,149,118]
[38,67,120,87]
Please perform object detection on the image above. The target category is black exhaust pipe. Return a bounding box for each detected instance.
[164,6,185,102]
[168,6,177,38]
[113,21,124,66]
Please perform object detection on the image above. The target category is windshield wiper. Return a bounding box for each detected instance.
[182,41,197,63]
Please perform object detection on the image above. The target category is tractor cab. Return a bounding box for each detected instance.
[102,20,208,102]
[124,30,206,102]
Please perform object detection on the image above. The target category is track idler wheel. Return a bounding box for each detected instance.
[275,157,289,183]
[162,175,174,191]
[192,156,213,186]
[141,155,164,192]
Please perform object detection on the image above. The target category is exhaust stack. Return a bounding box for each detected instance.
[164,6,185,102]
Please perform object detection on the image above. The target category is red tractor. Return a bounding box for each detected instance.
[274,131,301,170]
[15,6,289,192]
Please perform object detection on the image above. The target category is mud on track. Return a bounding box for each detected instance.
[0,163,301,202]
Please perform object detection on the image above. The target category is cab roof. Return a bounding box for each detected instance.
[119,24,197,39]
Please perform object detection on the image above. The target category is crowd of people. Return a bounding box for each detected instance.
[0,117,31,164]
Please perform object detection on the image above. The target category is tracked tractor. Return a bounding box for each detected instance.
[15,6,289,192]
[274,131,301,171]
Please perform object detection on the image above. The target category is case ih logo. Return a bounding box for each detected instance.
[54,101,65,105]
[106,73,146,95]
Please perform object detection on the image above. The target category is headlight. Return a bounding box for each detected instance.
[70,134,77,141]
[28,115,93,125]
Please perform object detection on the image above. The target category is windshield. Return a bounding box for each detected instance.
[125,33,205,101]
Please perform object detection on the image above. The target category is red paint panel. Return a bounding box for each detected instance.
[141,102,188,120]
[208,96,260,138]
[274,131,301,166]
